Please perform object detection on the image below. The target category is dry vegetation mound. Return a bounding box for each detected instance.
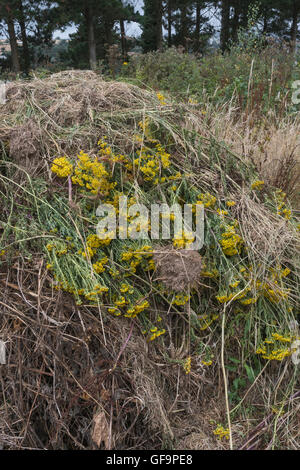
[0,70,160,174]
[0,71,299,450]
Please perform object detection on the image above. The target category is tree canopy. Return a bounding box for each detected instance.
[0,0,299,74]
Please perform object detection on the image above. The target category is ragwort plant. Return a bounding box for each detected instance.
[42,115,299,365]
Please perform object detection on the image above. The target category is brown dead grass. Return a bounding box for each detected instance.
[153,246,202,291]
[0,257,230,450]
[185,105,300,207]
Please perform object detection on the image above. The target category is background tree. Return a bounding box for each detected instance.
[220,0,230,51]
[141,0,163,52]
[0,0,299,72]
[56,0,139,68]
[0,1,20,72]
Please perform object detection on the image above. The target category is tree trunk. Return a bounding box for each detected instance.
[240,0,250,29]
[17,0,30,74]
[231,0,241,43]
[180,2,188,51]
[84,1,97,70]
[262,11,268,34]
[156,0,163,50]
[290,0,299,53]
[5,6,20,73]
[195,0,201,49]
[105,22,113,46]
[167,0,172,47]
[220,0,230,52]
[120,18,127,62]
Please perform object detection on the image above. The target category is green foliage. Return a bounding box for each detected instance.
[124,47,203,95]
[122,43,297,115]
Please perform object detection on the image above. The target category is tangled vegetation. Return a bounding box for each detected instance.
[0,43,299,450]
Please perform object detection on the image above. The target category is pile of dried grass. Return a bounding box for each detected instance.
[0,70,164,175]
[5,70,157,123]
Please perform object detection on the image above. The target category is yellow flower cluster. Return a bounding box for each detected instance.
[108,307,122,316]
[93,256,108,274]
[134,143,170,181]
[147,259,155,270]
[196,192,216,209]
[71,151,114,196]
[125,300,150,318]
[216,292,236,303]
[256,332,299,361]
[238,265,291,304]
[108,291,150,319]
[149,326,166,341]
[168,171,182,181]
[213,425,230,440]
[271,332,294,343]
[198,313,219,330]
[84,285,109,302]
[96,228,114,247]
[183,356,191,374]
[276,190,291,220]
[46,239,74,256]
[157,92,167,105]
[173,231,195,249]
[256,346,293,361]
[226,201,236,207]
[172,293,190,306]
[251,180,264,190]
[220,226,243,256]
[137,118,155,141]
[120,283,134,294]
[80,234,102,258]
[229,280,240,288]
[215,263,292,308]
[280,267,291,278]
[264,286,289,303]
[201,263,219,279]
[114,296,126,307]
[51,157,73,177]
[121,245,153,273]
[240,297,257,305]
[201,359,213,366]
[52,276,108,302]
[201,270,219,278]
[98,138,132,169]
[217,209,228,217]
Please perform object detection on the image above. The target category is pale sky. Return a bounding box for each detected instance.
[53,0,144,40]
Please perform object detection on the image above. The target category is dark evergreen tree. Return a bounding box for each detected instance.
[141,0,163,52]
